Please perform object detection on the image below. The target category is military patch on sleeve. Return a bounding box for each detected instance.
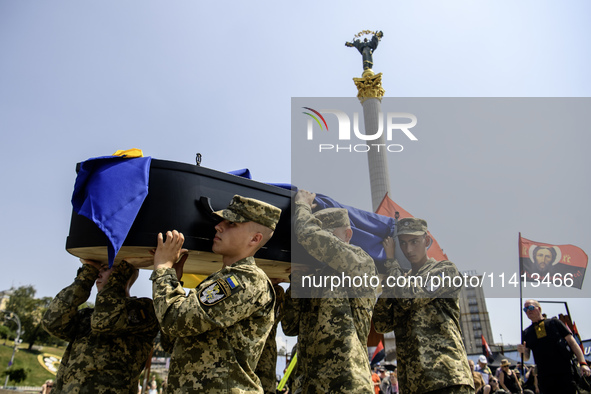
[225,275,240,289]
[199,275,243,306]
[127,304,149,325]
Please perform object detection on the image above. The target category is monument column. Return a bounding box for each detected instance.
[347,31,390,211]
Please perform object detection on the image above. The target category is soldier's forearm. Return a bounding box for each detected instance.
[91,263,134,332]
[294,203,374,277]
[387,262,462,304]
[42,265,98,336]
[99,261,133,297]
[280,287,300,336]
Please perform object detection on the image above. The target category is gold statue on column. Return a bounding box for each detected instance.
[346,30,385,102]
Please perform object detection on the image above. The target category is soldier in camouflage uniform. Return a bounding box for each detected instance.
[151,195,280,393]
[42,259,159,393]
[282,189,377,393]
[373,218,474,394]
[255,283,285,393]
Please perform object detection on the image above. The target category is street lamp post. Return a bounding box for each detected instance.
[2,311,22,389]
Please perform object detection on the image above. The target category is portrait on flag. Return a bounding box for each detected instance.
[530,245,560,273]
[519,236,588,289]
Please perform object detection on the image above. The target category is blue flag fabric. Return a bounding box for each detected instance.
[228,168,251,179]
[72,156,152,268]
[314,194,396,263]
[229,170,396,263]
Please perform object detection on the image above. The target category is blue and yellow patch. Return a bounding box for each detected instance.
[199,274,243,306]
[226,275,239,289]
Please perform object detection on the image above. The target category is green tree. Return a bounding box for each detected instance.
[0,325,14,340]
[1,366,29,384]
[4,286,53,350]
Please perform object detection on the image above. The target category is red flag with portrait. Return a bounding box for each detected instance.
[519,235,587,289]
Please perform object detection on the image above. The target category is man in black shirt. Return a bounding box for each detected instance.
[517,299,590,394]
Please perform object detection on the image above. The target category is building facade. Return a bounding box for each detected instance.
[458,271,495,355]
[0,289,12,311]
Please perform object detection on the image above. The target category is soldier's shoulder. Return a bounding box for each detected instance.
[434,258,454,265]
[431,259,459,270]
[230,261,270,284]
[126,297,158,325]
[349,242,371,256]
[217,264,274,304]
[128,296,155,308]
[341,242,374,264]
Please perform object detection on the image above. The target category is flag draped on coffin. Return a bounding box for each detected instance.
[313,194,396,263]
[375,193,448,261]
[519,235,588,289]
[72,152,151,268]
[227,172,399,263]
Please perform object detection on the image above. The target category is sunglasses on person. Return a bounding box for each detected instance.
[490,379,498,384]
[523,305,536,312]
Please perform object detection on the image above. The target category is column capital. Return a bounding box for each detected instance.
[353,71,385,104]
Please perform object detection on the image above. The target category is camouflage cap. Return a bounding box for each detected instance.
[213,195,282,230]
[313,208,350,230]
[396,217,428,236]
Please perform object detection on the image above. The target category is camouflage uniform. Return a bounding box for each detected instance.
[254,285,285,394]
[151,257,275,393]
[373,218,473,394]
[255,284,285,394]
[282,202,377,393]
[152,195,280,393]
[42,261,159,394]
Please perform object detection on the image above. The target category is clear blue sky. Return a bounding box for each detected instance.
[1,1,590,367]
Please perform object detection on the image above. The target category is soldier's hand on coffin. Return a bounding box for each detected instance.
[154,230,188,270]
[295,190,317,209]
[173,252,189,282]
[382,237,396,259]
[80,258,102,270]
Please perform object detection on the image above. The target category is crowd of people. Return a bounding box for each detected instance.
[370,365,399,394]
[138,375,167,394]
[37,190,590,393]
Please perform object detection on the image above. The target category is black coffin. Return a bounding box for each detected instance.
[66,159,293,281]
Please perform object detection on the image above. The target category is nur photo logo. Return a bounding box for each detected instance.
[301,107,418,153]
